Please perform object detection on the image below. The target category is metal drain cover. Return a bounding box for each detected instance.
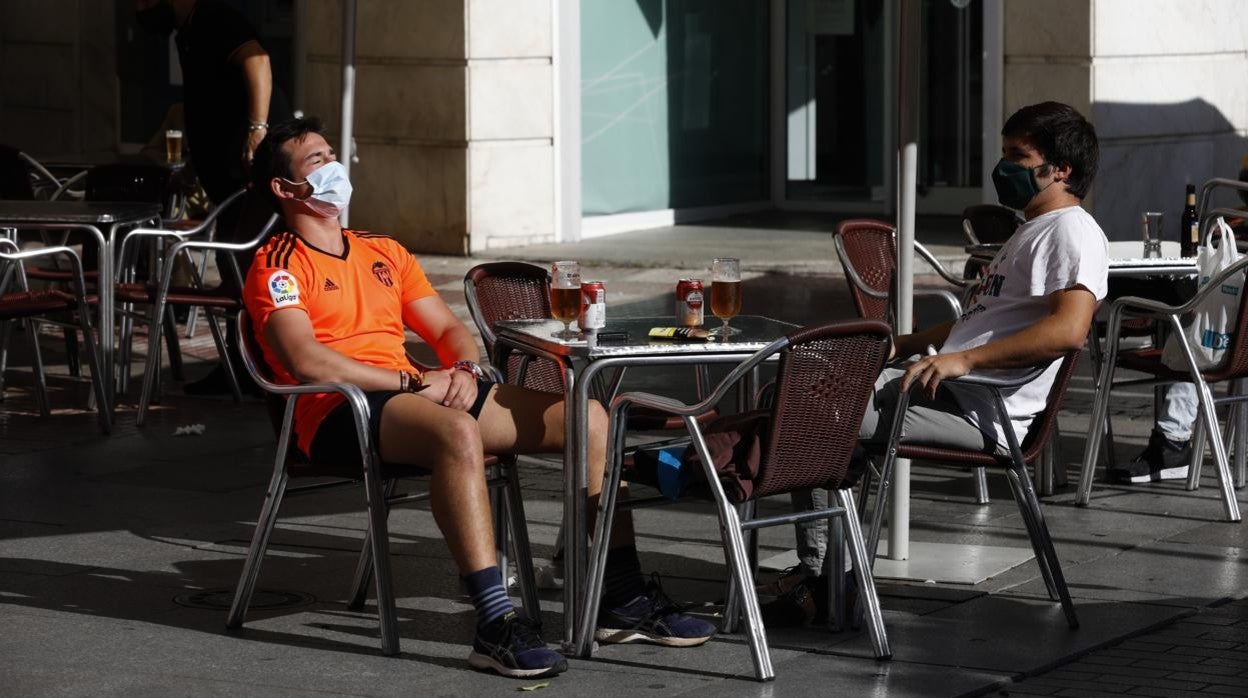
[174,588,315,611]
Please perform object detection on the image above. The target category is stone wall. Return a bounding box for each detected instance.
[1004,0,1248,240]
[0,0,116,157]
[303,0,555,255]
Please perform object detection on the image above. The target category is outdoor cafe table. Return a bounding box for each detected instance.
[0,200,163,406]
[493,314,798,653]
[965,240,1198,277]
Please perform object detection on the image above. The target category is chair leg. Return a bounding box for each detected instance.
[502,459,540,619]
[204,309,242,403]
[837,489,891,659]
[827,512,847,632]
[346,479,396,612]
[163,306,184,382]
[1193,378,1242,522]
[23,319,50,417]
[1189,415,1207,491]
[1050,439,1068,489]
[492,478,509,591]
[1077,330,1120,505]
[973,466,990,504]
[136,297,167,426]
[1236,381,1248,489]
[361,465,402,655]
[75,309,112,434]
[719,500,774,681]
[1007,464,1078,629]
[1006,466,1060,601]
[576,412,629,658]
[226,467,290,630]
[0,319,11,397]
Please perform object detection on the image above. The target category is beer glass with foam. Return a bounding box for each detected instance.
[550,261,582,339]
[710,257,742,338]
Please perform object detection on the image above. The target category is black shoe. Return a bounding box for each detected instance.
[183,363,260,397]
[759,569,826,627]
[468,612,567,679]
[1107,429,1191,484]
[595,573,716,647]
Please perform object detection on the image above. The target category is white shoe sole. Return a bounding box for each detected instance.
[467,650,566,678]
[593,628,711,647]
[1124,465,1189,483]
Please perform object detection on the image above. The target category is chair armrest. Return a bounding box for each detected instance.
[914,240,972,288]
[0,246,90,293]
[942,364,1048,390]
[611,391,699,417]
[915,288,963,323]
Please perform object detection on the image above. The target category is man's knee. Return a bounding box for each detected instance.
[433,410,485,469]
[587,400,609,436]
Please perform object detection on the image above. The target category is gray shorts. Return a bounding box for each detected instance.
[858,366,1007,456]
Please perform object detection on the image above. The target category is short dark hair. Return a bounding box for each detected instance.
[1002,102,1099,199]
[250,116,325,207]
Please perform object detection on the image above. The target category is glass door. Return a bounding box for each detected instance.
[782,0,982,213]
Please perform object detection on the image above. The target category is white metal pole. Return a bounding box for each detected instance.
[338,0,357,228]
[890,0,922,562]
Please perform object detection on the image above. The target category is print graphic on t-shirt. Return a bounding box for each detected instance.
[371,261,394,287]
[961,262,1005,321]
[268,271,300,307]
[323,277,340,292]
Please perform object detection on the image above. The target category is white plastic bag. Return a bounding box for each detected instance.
[1162,217,1244,370]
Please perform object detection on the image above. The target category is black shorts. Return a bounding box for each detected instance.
[305,379,496,467]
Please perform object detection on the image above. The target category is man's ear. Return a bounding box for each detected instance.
[269,177,289,200]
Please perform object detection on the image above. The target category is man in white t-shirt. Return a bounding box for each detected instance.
[765,102,1108,626]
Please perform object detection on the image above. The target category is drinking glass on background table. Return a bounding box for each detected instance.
[165,129,183,164]
[1142,211,1164,258]
[550,260,582,339]
[710,257,742,338]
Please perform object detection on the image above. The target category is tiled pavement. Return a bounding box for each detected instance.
[3,216,1248,696]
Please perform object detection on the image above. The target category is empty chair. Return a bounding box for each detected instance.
[581,320,896,680]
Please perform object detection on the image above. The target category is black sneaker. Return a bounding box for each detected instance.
[1107,429,1191,484]
[596,573,716,647]
[468,612,568,679]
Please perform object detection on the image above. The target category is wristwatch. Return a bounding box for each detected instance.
[452,360,485,380]
[248,121,269,132]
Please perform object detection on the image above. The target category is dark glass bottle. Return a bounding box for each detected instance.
[1180,183,1199,257]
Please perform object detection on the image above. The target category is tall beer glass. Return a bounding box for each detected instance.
[165,129,183,164]
[550,261,582,339]
[710,257,741,338]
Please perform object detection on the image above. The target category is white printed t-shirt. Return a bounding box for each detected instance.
[941,205,1108,448]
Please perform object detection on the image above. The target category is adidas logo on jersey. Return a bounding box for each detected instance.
[323,278,340,291]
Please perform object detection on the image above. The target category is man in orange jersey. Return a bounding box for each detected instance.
[242,118,715,679]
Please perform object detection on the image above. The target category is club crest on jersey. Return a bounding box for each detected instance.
[268,271,300,307]
[371,261,394,287]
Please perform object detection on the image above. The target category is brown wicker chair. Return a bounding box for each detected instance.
[832,218,994,501]
[464,261,717,430]
[865,351,1083,630]
[225,310,540,656]
[580,320,895,681]
[1078,259,1248,523]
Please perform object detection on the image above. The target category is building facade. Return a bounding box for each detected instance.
[2,0,1246,252]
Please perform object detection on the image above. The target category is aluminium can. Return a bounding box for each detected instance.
[676,278,705,327]
[579,280,606,330]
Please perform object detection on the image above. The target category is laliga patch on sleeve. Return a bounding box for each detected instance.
[268,271,301,307]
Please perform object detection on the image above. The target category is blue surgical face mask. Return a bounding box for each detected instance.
[992,159,1053,211]
[285,160,352,218]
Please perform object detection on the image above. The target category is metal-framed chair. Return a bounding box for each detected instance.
[832,218,997,501]
[464,261,717,430]
[226,310,540,655]
[132,209,280,424]
[864,351,1083,631]
[0,240,110,433]
[114,188,247,396]
[1078,253,1248,523]
[961,204,1021,246]
[580,320,896,681]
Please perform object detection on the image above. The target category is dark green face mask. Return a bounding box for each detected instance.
[992,159,1051,210]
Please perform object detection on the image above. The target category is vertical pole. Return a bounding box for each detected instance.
[768,0,786,207]
[338,0,357,228]
[553,0,582,243]
[890,0,922,562]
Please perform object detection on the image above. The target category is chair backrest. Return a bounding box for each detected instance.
[833,218,896,322]
[0,145,35,200]
[962,204,1020,245]
[1019,349,1081,462]
[752,320,892,499]
[464,261,566,393]
[237,309,292,438]
[85,162,172,207]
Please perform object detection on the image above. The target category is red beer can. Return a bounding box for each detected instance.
[579,280,606,330]
[676,278,705,327]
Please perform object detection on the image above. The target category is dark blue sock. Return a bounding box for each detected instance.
[603,545,646,609]
[464,566,514,630]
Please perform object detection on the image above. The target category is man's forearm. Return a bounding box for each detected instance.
[962,315,1084,371]
[241,53,272,125]
[289,341,408,390]
[894,321,954,359]
[430,326,482,367]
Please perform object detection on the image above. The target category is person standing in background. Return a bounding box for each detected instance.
[136,0,291,395]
